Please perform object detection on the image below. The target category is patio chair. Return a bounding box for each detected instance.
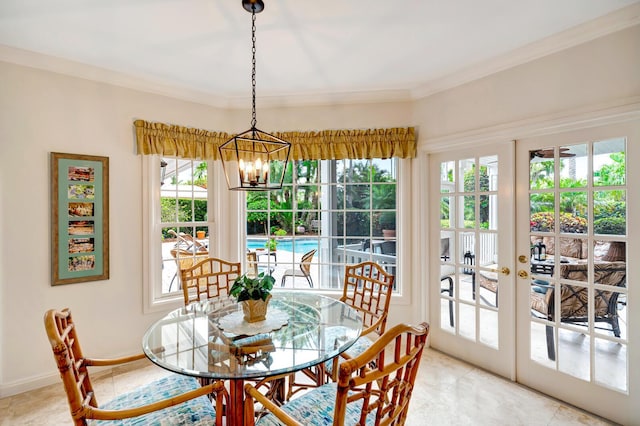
[245,322,429,426]
[180,256,241,306]
[530,261,626,360]
[281,249,317,288]
[246,250,259,277]
[168,229,208,254]
[44,308,226,426]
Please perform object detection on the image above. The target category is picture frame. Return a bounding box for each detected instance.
[51,152,109,285]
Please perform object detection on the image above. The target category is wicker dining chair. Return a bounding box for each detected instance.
[44,308,227,426]
[180,256,241,306]
[286,261,395,400]
[246,322,429,426]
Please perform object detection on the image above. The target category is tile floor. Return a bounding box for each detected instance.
[0,348,614,425]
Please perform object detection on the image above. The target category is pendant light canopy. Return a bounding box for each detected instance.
[219,0,291,191]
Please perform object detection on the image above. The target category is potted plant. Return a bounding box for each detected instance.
[230,272,275,322]
[378,211,396,239]
[265,238,278,252]
[296,220,306,234]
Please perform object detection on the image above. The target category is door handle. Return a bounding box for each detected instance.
[488,267,510,276]
[518,255,528,263]
[518,270,529,279]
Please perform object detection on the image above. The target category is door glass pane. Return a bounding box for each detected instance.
[595,337,627,392]
[463,195,475,229]
[530,194,555,232]
[594,138,626,186]
[459,303,476,341]
[559,144,587,188]
[559,192,587,234]
[558,329,590,381]
[530,149,555,190]
[594,190,626,236]
[459,159,474,192]
[440,196,452,229]
[479,308,498,348]
[441,161,454,192]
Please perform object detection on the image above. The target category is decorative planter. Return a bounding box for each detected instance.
[382,229,396,239]
[241,295,271,323]
[296,225,306,234]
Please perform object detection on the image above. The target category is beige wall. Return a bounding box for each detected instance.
[0,23,638,396]
[0,62,413,395]
[413,25,640,143]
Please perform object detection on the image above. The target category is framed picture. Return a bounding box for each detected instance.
[51,152,109,285]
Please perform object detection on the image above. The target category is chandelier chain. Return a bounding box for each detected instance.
[251,6,257,128]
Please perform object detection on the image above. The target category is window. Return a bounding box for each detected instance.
[245,158,398,291]
[144,156,212,311]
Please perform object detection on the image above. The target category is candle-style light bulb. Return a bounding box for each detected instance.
[239,159,245,183]
[255,158,262,182]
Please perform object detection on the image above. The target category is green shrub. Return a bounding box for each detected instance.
[593,217,626,235]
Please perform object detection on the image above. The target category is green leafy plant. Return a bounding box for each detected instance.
[594,217,626,235]
[265,238,278,251]
[530,212,587,233]
[274,228,287,237]
[230,272,275,302]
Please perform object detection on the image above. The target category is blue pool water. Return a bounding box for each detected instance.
[247,238,318,255]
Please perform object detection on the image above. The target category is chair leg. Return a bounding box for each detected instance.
[281,276,287,287]
[441,276,454,327]
[546,325,556,361]
[610,316,621,337]
[306,275,313,288]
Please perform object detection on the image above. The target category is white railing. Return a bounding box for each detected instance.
[445,232,497,267]
[335,243,396,268]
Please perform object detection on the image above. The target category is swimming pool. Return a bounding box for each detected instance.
[247,238,319,255]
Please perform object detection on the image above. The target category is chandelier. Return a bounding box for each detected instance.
[219,0,291,191]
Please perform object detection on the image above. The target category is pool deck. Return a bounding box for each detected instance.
[162,241,320,293]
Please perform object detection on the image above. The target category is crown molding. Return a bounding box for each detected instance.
[0,44,234,109]
[411,2,640,100]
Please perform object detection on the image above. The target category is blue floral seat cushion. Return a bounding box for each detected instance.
[87,374,216,425]
[256,383,372,426]
[325,334,374,376]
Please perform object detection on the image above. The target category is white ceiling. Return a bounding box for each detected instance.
[1,0,639,107]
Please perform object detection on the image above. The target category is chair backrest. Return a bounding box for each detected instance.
[168,229,208,254]
[44,308,96,426]
[334,322,429,426]
[299,249,317,276]
[246,250,258,277]
[342,261,395,336]
[180,257,241,305]
[558,261,626,318]
[379,240,396,255]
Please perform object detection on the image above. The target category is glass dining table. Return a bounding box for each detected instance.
[142,290,362,426]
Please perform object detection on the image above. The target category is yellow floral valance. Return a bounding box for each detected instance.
[134,120,416,161]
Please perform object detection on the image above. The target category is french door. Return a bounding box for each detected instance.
[429,141,516,379]
[429,120,637,424]
[515,121,637,424]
